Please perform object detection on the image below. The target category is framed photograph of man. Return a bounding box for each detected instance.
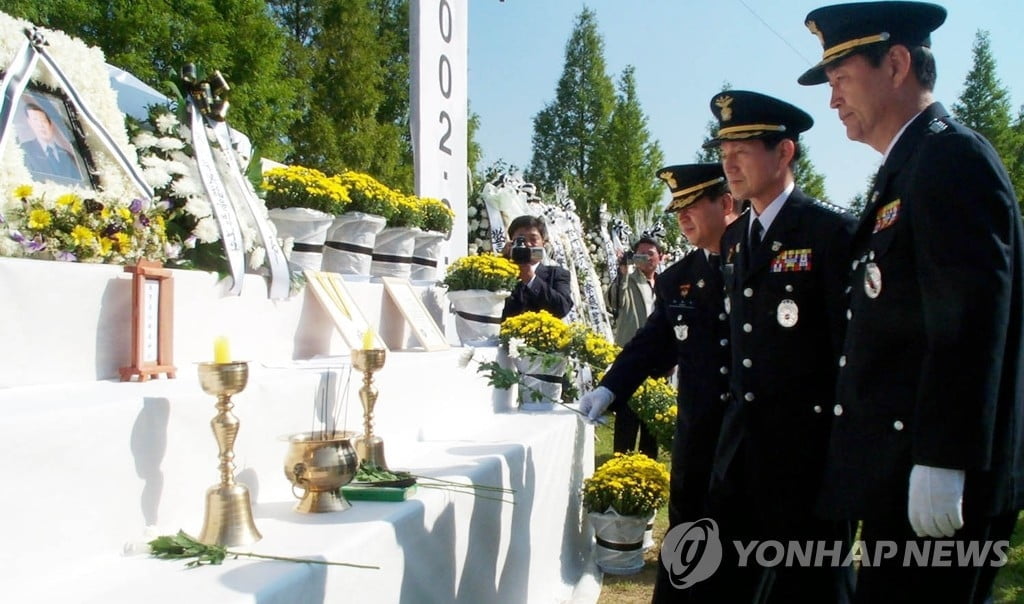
[14,87,94,189]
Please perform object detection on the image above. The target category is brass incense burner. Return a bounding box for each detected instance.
[351,348,388,470]
[284,431,359,513]
[196,361,262,546]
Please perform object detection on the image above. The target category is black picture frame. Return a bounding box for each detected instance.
[14,85,97,189]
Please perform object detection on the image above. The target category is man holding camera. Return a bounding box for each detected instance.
[604,237,664,458]
[606,237,663,347]
[500,215,573,320]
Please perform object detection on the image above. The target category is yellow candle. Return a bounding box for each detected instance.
[362,327,375,350]
[213,336,231,364]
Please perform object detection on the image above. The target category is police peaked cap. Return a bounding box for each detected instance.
[798,1,947,85]
[704,90,813,148]
[657,163,727,213]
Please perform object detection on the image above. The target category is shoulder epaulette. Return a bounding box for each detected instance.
[811,197,849,215]
[927,118,949,134]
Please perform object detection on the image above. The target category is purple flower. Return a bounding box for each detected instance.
[56,250,77,262]
[14,232,46,253]
[137,214,150,227]
[129,198,144,214]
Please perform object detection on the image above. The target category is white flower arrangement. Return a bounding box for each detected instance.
[129,103,279,272]
[0,12,137,204]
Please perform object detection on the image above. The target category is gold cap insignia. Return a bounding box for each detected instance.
[715,95,734,122]
[807,20,825,46]
[658,170,678,189]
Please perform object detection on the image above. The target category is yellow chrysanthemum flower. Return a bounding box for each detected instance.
[71,225,95,246]
[27,209,52,229]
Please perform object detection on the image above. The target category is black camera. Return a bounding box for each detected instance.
[510,236,544,264]
[632,252,651,265]
[618,250,634,265]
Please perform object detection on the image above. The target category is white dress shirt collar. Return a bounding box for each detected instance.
[749,180,794,237]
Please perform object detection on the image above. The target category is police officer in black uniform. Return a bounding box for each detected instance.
[798,3,1024,602]
[578,164,737,603]
[703,90,857,603]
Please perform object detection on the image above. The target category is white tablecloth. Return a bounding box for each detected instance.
[0,258,599,602]
[66,412,593,604]
[1,354,597,604]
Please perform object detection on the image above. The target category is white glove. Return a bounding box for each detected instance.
[579,386,615,422]
[908,464,965,538]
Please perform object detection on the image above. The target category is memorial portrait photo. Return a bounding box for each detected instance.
[15,89,91,188]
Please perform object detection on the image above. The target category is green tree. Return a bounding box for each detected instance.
[8,0,301,159]
[591,65,665,233]
[280,0,412,191]
[527,7,615,226]
[793,147,829,202]
[952,30,1024,206]
[467,106,483,193]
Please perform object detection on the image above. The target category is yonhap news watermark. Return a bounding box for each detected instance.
[660,518,1010,590]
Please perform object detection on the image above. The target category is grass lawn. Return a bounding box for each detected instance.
[592,417,1024,604]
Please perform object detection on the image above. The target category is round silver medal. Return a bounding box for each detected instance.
[864,262,882,298]
[777,299,799,328]
[674,324,689,341]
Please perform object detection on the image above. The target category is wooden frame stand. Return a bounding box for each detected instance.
[120,260,176,381]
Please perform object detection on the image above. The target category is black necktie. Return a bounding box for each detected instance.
[708,253,721,271]
[47,146,58,164]
[751,218,764,249]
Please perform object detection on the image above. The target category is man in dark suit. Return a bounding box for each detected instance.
[798,3,1024,602]
[579,163,736,602]
[500,215,573,320]
[20,102,82,184]
[704,90,856,603]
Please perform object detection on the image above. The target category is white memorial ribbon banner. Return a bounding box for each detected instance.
[188,100,245,295]
[411,0,468,261]
[210,120,290,300]
[0,37,39,156]
[0,29,154,200]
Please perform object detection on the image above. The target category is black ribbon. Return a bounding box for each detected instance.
[325,241,374,255]
[524,373,563,384]
[410,256,439,267]
[371,252,413,264]
[291,242,324,253]
[453,310,502,324]
[595,537,643,552]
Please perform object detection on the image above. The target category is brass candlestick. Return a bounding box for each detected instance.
[196,361,262,546]
[351,348,388,470]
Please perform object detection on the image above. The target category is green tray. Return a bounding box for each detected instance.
[342,483,417,502]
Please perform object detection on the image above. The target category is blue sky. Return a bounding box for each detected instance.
[468,0,1024,208]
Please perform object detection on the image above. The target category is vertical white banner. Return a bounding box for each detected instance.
[410,0,468,265]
